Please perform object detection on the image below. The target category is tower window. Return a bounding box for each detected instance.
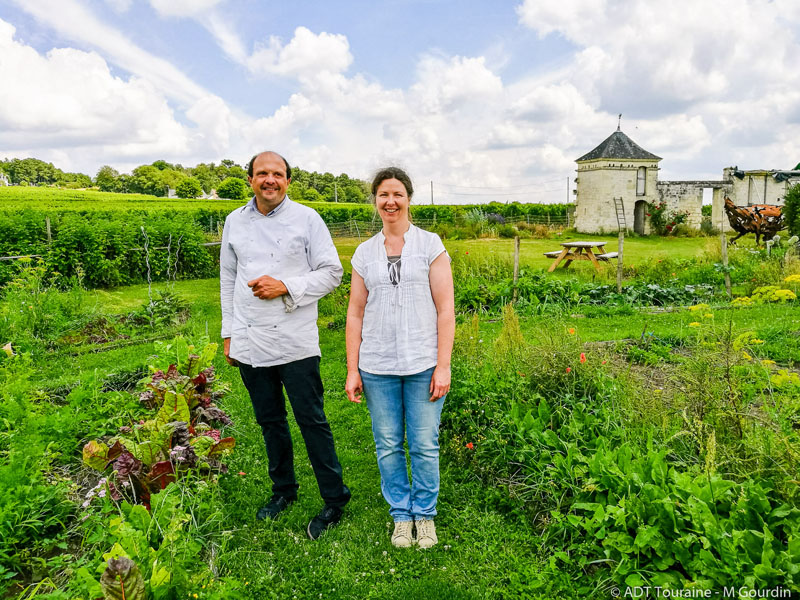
[636,167,646,196]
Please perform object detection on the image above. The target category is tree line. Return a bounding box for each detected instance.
[0,157,370,203]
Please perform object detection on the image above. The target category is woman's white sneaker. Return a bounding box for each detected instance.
[415,518,437,549]
[391,520,414,548]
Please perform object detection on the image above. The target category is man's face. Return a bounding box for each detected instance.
[248,153,289,206]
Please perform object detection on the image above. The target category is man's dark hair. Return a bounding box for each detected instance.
[370,167,413,198]
[247,151,292,180]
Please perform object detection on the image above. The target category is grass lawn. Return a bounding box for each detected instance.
[335,234,729,282]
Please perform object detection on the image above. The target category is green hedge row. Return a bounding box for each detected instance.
[1,199,572,288]
[0,212,216,288]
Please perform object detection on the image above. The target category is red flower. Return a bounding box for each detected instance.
[466,442,474,450]
[601,360,607,365]
[568,327,576,335]
[566,367,572,373]
[465,251,469,255]
[238,471,246,476]
[579,353,586,364]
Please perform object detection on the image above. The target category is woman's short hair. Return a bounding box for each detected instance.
[370,167,413,199]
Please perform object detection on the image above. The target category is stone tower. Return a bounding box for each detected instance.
[574,128,661,234]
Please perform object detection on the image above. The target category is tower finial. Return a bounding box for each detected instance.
[617,114,622,132]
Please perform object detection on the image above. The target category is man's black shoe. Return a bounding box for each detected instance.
[256,495,296,521]
[307,505,343,540]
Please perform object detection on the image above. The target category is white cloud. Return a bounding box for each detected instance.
[515,0,800,178]
[517,0,800,114]
[411,55,503,114]
[149,0,224,18]
[103,0,133,12]
[246,93,324,147]
[203,15,249,64]
[0,18,238,174]
[635,115,711,157]
[247,27,353,78]
[185,95,234,155]
[0,21,182,143]
[9,0,209,106]
[7,0,798,203]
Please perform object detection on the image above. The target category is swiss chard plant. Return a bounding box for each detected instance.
[82,339,234,509]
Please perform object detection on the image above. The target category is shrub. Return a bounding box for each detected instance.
[497,224,518,238]
[648,201,690,235]
[785,184,800,236]
[517,222,552,239]
[0,259,88,352]
[216,177,249,200]
[175,177,203,199]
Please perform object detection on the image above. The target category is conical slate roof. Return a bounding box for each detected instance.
[576,130,661,162]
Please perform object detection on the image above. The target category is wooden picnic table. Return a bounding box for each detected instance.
[544,241,618,272]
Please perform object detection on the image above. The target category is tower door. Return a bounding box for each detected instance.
[634,200,647,235]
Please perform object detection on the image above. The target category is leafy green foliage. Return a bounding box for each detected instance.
[129,165,168,197]
[100,557,145,600]
[556,449,799,588]
[451,254,719,313]
[73,485,247,600]
[289,167,369,203]
[0,350,145,592]
[0,259,88,351]
[82,340,234,508]
[648,201,690,235]
[95,165,122,192]
[784,184,800,237]
[443,304,800,592]
[175,177,203,199]
[0,211,216,288]
[1,157,69,186]
[216,176,249,200]
[626,340,677,365]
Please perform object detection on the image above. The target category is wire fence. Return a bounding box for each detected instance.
[326,214,570,238]
[0,212,572,261]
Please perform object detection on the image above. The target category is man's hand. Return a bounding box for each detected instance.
[222,337,238,367]
[247,275,288,300]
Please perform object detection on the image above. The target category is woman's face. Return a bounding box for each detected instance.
[375,178,410,223]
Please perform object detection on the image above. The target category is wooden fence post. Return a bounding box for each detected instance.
[512,236,521,303]
[720,230,732,299]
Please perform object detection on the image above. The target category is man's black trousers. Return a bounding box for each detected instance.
[239,356,350,509]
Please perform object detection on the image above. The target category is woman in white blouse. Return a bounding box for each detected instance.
[345,167,455,549]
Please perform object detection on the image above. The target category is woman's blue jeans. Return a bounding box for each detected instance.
[360,367,445,522]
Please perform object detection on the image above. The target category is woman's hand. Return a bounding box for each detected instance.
[345,371,364,403]
[429,365,450,401]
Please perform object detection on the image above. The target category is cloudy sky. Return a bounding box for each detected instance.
[1,0,799,203]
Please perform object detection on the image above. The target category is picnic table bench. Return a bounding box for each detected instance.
[544,241,617,272]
